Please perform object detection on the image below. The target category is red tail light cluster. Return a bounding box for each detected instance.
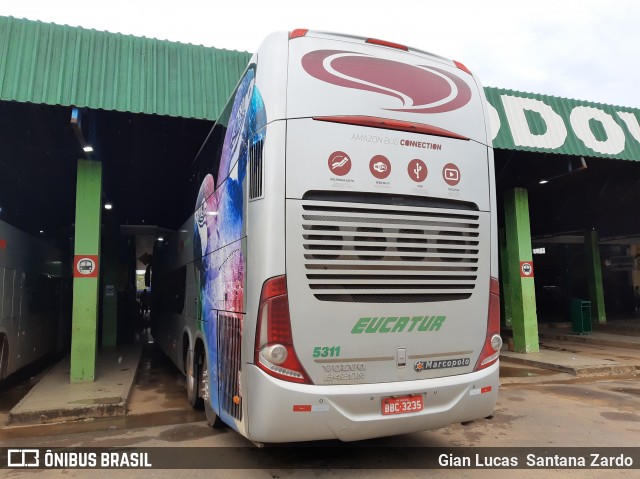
[474,277,502,371]
[254,275,312,384]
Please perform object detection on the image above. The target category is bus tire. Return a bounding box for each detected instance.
[186,347,203,409]
[200,352,220,428]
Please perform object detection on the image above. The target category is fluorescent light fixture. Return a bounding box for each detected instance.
[136,270,146,275]
[538,179,549,185]
[39,230,44,234]
[83,146,94,153]
[104,203,113,210]
[157,237,164,242]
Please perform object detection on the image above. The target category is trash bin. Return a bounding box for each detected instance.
[570,298,592,334]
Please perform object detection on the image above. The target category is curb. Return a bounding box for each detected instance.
[6,346,142,427]
[500,354,637,377]
[7,402,128,427]
[539,331,640,350]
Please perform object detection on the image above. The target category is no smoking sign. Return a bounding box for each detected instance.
[520,261,534,278]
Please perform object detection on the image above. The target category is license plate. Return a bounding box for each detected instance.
[381,395,423,415]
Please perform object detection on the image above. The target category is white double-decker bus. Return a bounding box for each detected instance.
[152,29,500,443]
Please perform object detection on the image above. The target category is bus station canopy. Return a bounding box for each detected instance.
[1,16,639,163]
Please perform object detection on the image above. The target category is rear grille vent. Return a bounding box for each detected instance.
[249,139,264,200]
[218,314,243,421]
[301,203,481,303]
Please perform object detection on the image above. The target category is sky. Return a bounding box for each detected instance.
[0,0,638,108]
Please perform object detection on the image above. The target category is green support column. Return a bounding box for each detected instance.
[101,211,118,347]
[71,159,103,383]
[504,188,539,353]
[585,230,606,324]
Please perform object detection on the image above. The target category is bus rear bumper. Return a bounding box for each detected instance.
[245,361,499,443]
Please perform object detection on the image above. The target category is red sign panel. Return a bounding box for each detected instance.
[74,255,99,278]
[520,261,534,278]
[292,405,312,412]
[0,239,6,250]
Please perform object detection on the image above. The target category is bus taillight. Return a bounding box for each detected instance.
[313,115,469,140]
[255,275,312,384]
[474,277,502,371]
[365,38,408,51]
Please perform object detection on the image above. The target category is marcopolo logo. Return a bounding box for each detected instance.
[414,357,470,372]
[351,316,446,334]
[301,50,472,114]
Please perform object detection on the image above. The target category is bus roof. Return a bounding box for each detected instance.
[292,29,454,69]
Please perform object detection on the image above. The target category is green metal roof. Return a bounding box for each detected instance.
[2,16,639,161]
[485,87,640,161]
[0,16,251,120]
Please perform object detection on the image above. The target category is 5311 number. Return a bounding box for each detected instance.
[313,346,341,358]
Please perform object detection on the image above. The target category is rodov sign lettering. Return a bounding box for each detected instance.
[484,87,640,161]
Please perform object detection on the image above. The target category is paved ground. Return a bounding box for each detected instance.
[2,375,640,478]
[1,320,640,477]
[4,332,638,435]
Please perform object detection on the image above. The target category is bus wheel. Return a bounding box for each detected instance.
[186,348,203,409]
[199,354,220,428]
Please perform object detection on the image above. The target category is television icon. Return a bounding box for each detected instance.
[444,168,459,181]
[442,163,461,186]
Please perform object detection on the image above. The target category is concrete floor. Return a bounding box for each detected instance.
[2,321,640,477]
